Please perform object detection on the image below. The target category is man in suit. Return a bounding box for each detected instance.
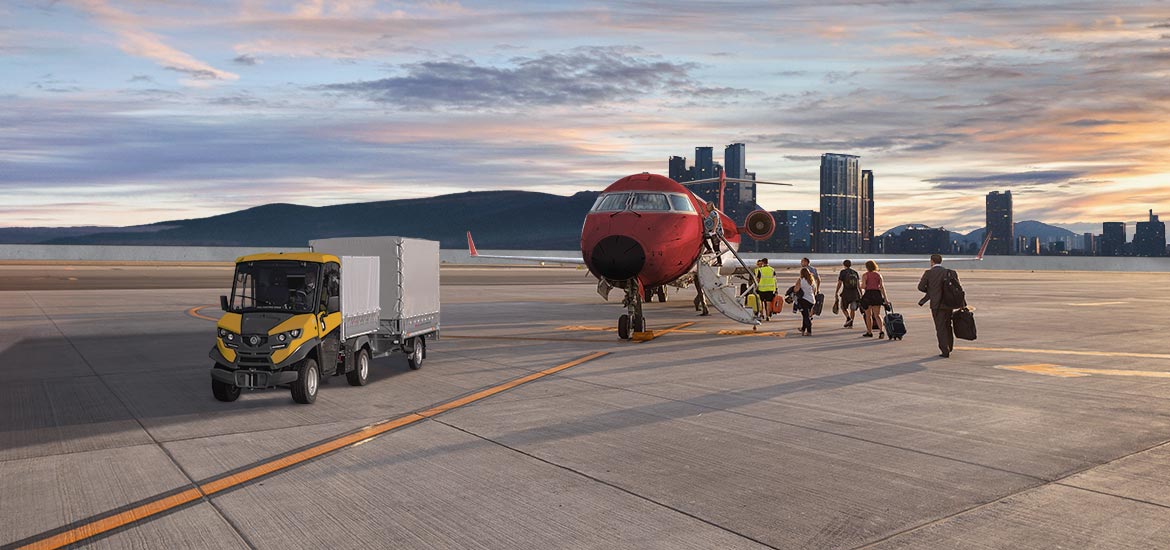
[918,254,956,358]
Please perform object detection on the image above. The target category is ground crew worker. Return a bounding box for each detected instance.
[755,258,777,321]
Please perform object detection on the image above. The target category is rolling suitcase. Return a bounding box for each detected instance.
[813,293,825,316]
[884,305,907,340]
[953,307,977,340]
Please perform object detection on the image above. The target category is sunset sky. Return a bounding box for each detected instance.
[3,1,1169,233]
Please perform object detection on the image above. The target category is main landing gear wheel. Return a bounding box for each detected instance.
[347,347,370,386]
[656,288,667,302]
[291,358,319,404]
[407,337,425,370]
[211,375,240,402]
[618,314,631,340]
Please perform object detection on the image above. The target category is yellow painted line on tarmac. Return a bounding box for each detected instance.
[958,346,1170,360]
[717,329,788,337]
[630,321,696,343]
[13,351,609,550]
[995,363,1170,379]
[186,305,219,322]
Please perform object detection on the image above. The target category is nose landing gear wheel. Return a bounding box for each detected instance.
[632,315,645,333]
[618,314,631,340]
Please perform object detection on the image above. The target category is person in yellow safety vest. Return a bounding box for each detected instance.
[754,258,777,321]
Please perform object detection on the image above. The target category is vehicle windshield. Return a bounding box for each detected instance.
[228,260,322,314]
[631,192,671,211]
[591,193,630,212]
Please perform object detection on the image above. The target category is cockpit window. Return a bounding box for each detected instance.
[669,194,695,212]
[631,193,670,211]
[592,193,630,212]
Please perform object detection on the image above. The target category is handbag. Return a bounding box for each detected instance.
[832,297,839,315]
[953,307,977,340]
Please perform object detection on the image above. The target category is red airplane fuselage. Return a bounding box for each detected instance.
[580,173,740,288]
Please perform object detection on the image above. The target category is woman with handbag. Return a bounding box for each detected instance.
[794,267,818,336]
[860,260,888,339]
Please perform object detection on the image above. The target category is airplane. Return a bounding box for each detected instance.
[467,171,989,339]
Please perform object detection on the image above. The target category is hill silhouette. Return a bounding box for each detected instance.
[30,190,600,249]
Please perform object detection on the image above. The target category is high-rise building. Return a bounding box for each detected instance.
[818,153,863,253]
[882,225,952,254]
[1100,222,1126,256]
[1134,210,1167,257]
[861,170,875,254]
[695,147,714,180]
[754,210,819,253]
[985,191,1014,255]
[668,156,689,182]
[724,143,746,179]
[1082,233,1095,255]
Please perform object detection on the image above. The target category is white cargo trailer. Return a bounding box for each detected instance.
[310,236,441,371]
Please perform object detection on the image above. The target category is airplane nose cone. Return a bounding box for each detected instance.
[590,235,646,281]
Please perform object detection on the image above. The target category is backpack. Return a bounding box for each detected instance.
[941,269,967,309]
[843,270,859,291]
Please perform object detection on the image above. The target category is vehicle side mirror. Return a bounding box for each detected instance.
[220,295,230,312]
[327,296,340,314]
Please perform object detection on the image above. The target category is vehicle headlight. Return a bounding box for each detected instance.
[277,333,287,342]
[289,329,302,338]
[218,328,239,348]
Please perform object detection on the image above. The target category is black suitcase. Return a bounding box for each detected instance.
[813,293,825,316]
[884,312,907,340]
[953,308,977,340]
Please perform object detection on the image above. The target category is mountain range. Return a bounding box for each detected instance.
[2,191,1083,249]
[879,220,1079,245]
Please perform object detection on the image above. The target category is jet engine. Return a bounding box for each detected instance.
[742,209,776,241]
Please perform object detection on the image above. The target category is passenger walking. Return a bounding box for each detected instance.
[918,254,962,357]
[800,257,821,288]
[860,260,888,339]
[795,267,817,336]
[835,260,861,328]
[754,258,777,321]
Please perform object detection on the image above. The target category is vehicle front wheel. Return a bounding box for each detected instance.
[291,358,319,404]
[212,377,240,402]
[347,348,370,386]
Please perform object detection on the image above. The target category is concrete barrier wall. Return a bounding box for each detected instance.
[4,244,1170,271]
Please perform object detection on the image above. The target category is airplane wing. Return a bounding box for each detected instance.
[735,233,992,271]
[466,232,586,265]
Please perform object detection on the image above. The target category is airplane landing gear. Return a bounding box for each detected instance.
[618,282,645,340]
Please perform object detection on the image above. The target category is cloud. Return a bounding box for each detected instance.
[1062,118,1126,127]
[317,47,698,110]
[233,54,259,66]
[924,170,1085,190]
[71,0,237,84]
[127,74,154,83]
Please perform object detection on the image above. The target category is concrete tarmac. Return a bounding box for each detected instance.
[2,266,1170,549]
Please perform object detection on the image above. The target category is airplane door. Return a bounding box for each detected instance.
[696,262,760,326]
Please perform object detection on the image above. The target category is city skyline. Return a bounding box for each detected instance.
[3,2,1170,232]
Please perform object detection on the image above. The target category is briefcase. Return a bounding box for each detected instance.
[953,307,977,340]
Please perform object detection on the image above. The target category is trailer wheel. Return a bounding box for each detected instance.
[407,337,424,370]
[212,377,240,402]
[291,358,319,404]
[347,348,370,386]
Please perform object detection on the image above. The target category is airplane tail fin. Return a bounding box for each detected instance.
[466,231,479,257]
[976,231,991,259]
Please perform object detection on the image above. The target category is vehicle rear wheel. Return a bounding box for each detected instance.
[407,337,424,370]
[291,358,319,404]
[347,348,370,386]
[212,377,240,402]
[617,314,631,340]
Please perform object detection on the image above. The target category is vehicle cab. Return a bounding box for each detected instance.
[210,252,343,403]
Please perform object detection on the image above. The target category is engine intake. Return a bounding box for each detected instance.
[743,210,776,241]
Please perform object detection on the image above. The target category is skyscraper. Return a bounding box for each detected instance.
[695,147,714,180]
[1100,222,1126,256]
[668,156,689,182]
[985,191,1014,255]
[861,170,875,254]
[1134,210,1166,257]
[1082,233,1095,255]
[724,143,746,179]
[818,153,862,253]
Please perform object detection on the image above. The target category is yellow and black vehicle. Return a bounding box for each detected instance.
[210,239,441,404]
